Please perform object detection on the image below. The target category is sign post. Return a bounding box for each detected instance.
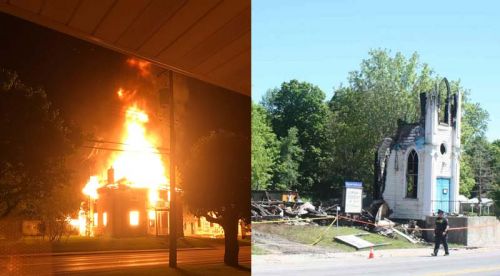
[343,181,363,214]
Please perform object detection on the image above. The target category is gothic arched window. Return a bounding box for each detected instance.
[406,150,418,198]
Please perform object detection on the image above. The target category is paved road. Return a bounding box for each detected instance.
[253,247,500,276]
[0,246,250,275]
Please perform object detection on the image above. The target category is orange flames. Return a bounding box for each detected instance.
[126,58,151,77]
[110,104,168,204]
[82,89,168,205]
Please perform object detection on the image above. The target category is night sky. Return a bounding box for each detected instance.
[0,12,250,180]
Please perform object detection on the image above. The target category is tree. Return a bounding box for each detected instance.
[327,49,488,198]
[36,183,82,241]
[0,68,83,220]
[181,131,250,266]
[251,103,279,190]
[329,50,435,196]
[263,80,331,194]
[468,138,494,199]
[460,101,490,196]
[274,127,303,191]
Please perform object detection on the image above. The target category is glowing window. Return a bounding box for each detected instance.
[93,213,98,226]
[130,211,139,226]
[148,210,156,220]
[103,212,107,226]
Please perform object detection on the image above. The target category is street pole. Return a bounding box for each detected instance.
[336,206,340,228]
[168,71,177,268]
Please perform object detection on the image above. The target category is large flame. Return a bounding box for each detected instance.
[111,105,168,203]
[82,103,168,205]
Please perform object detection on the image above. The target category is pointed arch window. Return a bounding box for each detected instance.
[406,150,418,198]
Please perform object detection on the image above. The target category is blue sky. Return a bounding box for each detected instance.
[252,0,500,141]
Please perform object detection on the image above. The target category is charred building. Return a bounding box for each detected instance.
[375,78,461,220]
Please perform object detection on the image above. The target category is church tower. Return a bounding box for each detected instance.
[380,78,461,220]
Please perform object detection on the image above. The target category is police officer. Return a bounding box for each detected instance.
[431,209,449,256]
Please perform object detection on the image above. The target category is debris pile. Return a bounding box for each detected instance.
[251,191,426,244]
[251,200,329,222]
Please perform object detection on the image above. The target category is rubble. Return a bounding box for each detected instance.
[251,193,427,244]
[251,200,328,223]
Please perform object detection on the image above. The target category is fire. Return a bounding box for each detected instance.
[126,58,151,77]
[82,176,99,199]
[81,104,168,205]
[117,88,124,98]
[110,104,168,203]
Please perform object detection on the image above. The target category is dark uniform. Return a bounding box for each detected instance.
[433,214,449,256]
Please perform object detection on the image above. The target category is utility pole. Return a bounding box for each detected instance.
[168,71,177,268]
[478,150,482,216]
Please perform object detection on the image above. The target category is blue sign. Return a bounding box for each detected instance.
[345,181,363,188]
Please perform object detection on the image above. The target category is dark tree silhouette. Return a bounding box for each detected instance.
[181,130,250,266]
[0,68,83,219]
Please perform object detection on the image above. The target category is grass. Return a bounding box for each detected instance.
[251,243,269,255]
[254,224,428,252]
[0,235,251,255]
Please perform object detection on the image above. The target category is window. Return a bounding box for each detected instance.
[148,210,156,220]
[406,150,418,198]
[440,143,446,155]
[103,212,107,226]
[93,213,98,226]
[129,211,139,226]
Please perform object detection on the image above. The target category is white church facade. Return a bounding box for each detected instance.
[378,79,461,220]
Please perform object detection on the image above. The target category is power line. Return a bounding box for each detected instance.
[86,139,169,152]
[80,145,169,155]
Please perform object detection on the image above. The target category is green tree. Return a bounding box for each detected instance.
[263,80,331,194]
[466,138,495,202]
[489,140,500,216]
[461,101,489,150]
[0,68,83,220]
[274,127,303,191]
[460,101,490,196]
[329,50,434,196]
[251,103,279,190]
[181,131,250,266]
[491,140,500,185]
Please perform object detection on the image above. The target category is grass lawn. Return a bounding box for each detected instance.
[0,236,251,255]
[254,224,429,252]
[251,243,269,255]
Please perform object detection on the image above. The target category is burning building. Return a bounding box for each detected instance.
[77,89,230,238]
[85,168,170,238]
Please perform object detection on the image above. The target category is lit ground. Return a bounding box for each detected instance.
[0,236,251,255]
[0,245,251,275]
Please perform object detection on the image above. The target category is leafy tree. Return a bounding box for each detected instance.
[491,140,500,184]
[466,138,495,202]
[329,50,434,196]
[0,68,83,220]
[263,80,331,194]
[36,184,82,241]
[274,127,303,191]
[460,101,490,196]
[251,103,279,190]
[181,131,250,266]
[328,49,489,198]
[489,140,500,216]
[461,101,490,150]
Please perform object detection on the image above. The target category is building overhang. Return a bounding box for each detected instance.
[0,0,250,96]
